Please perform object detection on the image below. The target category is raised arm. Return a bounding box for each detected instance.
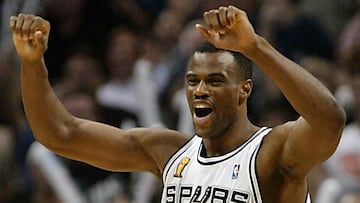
[10,14,188,177]
[196,6,346,176]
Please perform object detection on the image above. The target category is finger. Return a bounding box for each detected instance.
[218,6,230,28]
[203,11,212,29]
[195,24,213,43]
[9,16,17,32]
[207,9,221,30]
[23,14,36,40]
[227,6,243,27]
[14,13,25,33]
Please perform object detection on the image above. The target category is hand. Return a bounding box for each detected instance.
[9,14,50,62]
[195,6,258,54]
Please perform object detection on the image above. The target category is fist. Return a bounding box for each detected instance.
[9,14,50,62]
[195,5,257,54]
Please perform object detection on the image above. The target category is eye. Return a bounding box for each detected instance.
[208,78,224,86]
[187,78,199,86]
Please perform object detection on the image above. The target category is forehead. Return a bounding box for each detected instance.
[188,52,235,73]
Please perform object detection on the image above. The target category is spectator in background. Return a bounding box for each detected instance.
[300,0,358,42]
[316,73,360,203]
[53,48,106,98]
[0,51,27,202]
[257,0,334,62]
[102,0,156,32]
[337,7,360,73]
[0,125,18,202]
[151,8,187,54]
[334,4,360,122]
[167,0,201,22]
[300,56,339,94]
[336,188,360,203]
[43,0,100,82]
[96,27,142,128]
[0,52,23,133]
[0,0,43,52]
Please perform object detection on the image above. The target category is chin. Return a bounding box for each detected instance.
[195,129,217,139]
[194,129,206,137]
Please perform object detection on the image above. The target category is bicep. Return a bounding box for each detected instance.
[50,118,188,176]
[279,117,342,175]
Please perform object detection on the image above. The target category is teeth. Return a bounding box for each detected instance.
[194,104,211,108]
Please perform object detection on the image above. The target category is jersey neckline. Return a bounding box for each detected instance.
[197,127,270,165]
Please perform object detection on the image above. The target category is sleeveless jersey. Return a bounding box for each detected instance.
[161,127,312,203]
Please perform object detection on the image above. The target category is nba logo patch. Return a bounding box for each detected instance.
[232,164,240,179]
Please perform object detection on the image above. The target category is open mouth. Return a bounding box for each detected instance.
[195,108,213,118]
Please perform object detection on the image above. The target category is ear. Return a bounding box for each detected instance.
[241,79,252,96]
[238,79,252,104]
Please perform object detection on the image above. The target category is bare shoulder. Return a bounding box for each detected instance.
[257,121,296,175]
[127,127,191,174]
[257,124,289,166]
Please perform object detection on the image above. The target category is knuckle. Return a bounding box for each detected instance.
[203,11,209,18]
[25,14,33,19]
[34,16,43,22]
[209,9,218,16]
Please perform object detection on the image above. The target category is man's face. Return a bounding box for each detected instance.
[186,52,243,138]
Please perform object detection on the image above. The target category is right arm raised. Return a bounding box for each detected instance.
[10,14,188,177]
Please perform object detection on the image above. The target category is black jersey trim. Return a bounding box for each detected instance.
[197,127,269,165]
[249,129,312,203]
[305,181,312,203]
[249,146,260,203]
[249,127,272,203]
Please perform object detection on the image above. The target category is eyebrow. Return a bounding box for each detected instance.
[208,73,225,77]
[186,72,225,78]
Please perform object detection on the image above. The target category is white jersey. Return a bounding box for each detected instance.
[161,127,311,203]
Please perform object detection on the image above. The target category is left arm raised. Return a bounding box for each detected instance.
[196,5,346,175]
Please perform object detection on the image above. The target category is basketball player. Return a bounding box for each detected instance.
[10,5,345,203]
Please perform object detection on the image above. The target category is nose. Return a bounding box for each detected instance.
[194,81,210,99]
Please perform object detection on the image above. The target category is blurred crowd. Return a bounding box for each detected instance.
[1,0,360,202]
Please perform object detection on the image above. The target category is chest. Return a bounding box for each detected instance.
[162,139,261,203]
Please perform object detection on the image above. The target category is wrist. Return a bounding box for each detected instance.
[21,57,48,77]
[242,35,281,68]
[241,35,264,58]
[21,57,45,67]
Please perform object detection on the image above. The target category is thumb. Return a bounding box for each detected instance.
[34,30,48,50]
[195,24,213,43]
[35,31,44,44]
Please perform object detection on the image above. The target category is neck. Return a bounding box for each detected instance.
[202,116,259,157]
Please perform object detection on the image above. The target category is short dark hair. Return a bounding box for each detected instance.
[194,41,252,80]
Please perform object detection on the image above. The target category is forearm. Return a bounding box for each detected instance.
[21,58,74,145]
[246,36,345,128]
